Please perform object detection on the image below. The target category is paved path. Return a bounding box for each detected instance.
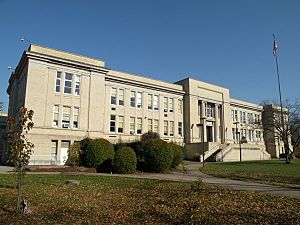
[1,162,300,199]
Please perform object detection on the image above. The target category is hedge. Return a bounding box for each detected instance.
[114,147,137,174]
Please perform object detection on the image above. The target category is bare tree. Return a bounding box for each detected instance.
[7,107,34,212]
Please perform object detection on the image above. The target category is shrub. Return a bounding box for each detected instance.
[143,139,173,173]
[169,143,184,167]
[141,132,160,144]
[81,138,114,169]
[114,142,128,152]
[67,142,81,166]
[114,147,137,174]
[192,153,201,162]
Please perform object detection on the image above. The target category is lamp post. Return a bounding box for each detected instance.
[238,131,242,162]
[233,121,242,162]
[191,124,194,143]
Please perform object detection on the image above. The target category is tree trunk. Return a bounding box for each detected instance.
[16,167,23,212]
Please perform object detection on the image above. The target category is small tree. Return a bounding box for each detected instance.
[7,107,34,212]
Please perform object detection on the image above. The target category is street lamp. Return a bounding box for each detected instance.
[233,121,242,162]
[191,124,194,143]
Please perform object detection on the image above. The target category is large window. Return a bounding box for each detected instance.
[206,103,213,117]
[231,110,238,122]
[62,106,71,128]
[50,140,58,164]
[178,122,183,136]
[247,113,254,124]
[110,115,116,132]
[169,98,174,112]
[170,121,174,136]
[74,75,80,96]
[137,118,142,134]
[111,88,117,105]
[137,92,142,109]
[163,97,168,112]
[53,105,59,127]
[154,119,159,133]
[148,94,153,110]
[178,99,183,114]
[130,91,136,107]
[73,107,79,128]
[248,129,254,141]
[64,73,73,94]
[118,116,124,133]
[130,117,135,134]
[154,95,159,110]
[119,89,124,106]
[164,121,168,136]
[55,72,61,92]
[148,119,153,132]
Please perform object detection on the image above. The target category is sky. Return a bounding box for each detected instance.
[0,0,299,111]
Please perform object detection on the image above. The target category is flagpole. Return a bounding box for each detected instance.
[273,33,289,164]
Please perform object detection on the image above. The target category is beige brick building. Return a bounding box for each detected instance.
[6,44,284,165]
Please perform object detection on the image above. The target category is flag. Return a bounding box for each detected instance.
[273,39,278,56]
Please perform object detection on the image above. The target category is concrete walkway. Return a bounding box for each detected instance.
[1,161,300,199]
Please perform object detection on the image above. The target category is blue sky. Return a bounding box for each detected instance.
[0,0,299,111]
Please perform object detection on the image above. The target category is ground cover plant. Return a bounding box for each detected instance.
[201,159,300,187]
[1,174,300,224]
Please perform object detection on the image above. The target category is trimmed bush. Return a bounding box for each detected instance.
[141,132,160,143]
[81,138,114,169]
[143,139,173,173]
[114,142,129,152]
[169,143,184,167]
[114,147,137,174]
[192,153,201,162]
[67,142,81,166]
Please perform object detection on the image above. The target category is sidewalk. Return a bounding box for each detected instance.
[1,161,300,199]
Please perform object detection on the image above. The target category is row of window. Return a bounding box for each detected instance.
[110,87,183,113]
[232,128,262,142]
[55,71,81,96]
[110,115,183,137]
[231,110,261,124]
[53,105,79,129]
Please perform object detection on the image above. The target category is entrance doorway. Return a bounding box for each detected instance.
[206,126,213,142]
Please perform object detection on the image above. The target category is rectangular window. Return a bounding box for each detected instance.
[231,110,235,121]
[118,116,124,133]
[111,88,117,105]
[119,89,124,106]
[55,72,61,92]
[148,119,153,132]
[64,73,73,94]
[62,106,71,128]
[154,119,159,133]
[169,121,174,136]
[163,97,168,112]
[169,98,174,112]
[178,99,183,114]
[110,115,116,132]
[130,91,136,107]
[178,122,183,136]
[130,117,135,134]
[53,105,59,127]
[206,103,213,117]
[154,95,159,110]
[240,111,243,123]
[73,107,79,128]
[137,92,142,109]
[137,118,142,134]
[257,115,261,124]
[235,110,238,121]
[232,128,236,141]
[50,140,58,163]
[148,94,153,110]
[74,75,80,96]
[249,130,254,141]
[164,121,168,136]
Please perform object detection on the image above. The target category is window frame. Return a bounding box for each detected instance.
[64,73,73,94]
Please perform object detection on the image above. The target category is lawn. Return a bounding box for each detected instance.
[201,159,300,187]
[1,174,300,224]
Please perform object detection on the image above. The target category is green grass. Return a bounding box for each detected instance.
[1,174,300,224]
[201,159,300,187]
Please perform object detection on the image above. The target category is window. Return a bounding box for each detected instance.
[62,106,71,128]
[178,122,183,136]
[241,129,247,139]
[130,91,136,107]
[137,118,142,134]
[242,112,246,123]
[119,89,124,106]
[74,75,80,95]
[50,140,58,163]
[64,73,73,94]
[169,98,174,112]
[231,110,238,122]
[148,94,153,110]
[154,119,159,133]
[232,128,236,141]
[170,121,174,136]
[154,95,159,110]
[110,115,116,132]
[53,105,59,127]
[248,113,254,124]
[206,103,213,117]
[137,92,142,109]
[55,72,61,92]
[148,119,153,132]
[257,115,261,124]
[111,88,117,105]
[130,117,135,134]
[178,99,183,114]
[249,130,254,141]
[163,97,168,112]
[73,107,79,128]
[118,116,124,133]
[164,121,168,136]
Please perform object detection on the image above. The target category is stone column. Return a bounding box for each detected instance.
[201,101,207,142]
[215,104,219,142]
